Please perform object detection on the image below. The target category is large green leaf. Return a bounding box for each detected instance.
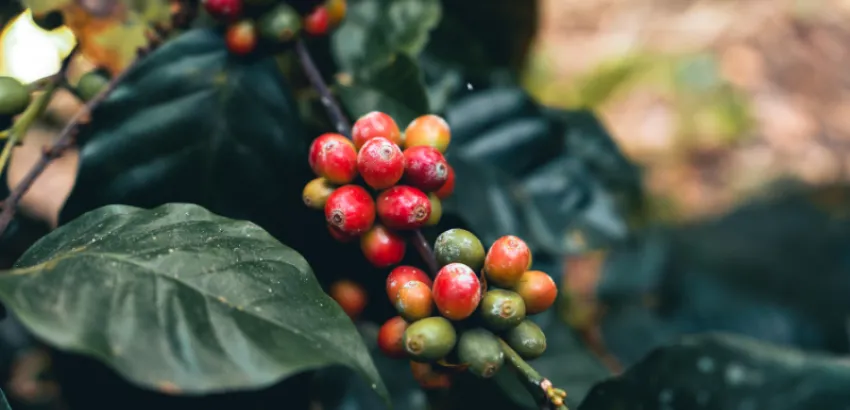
[59,29,316,250]
[1,203,388,400]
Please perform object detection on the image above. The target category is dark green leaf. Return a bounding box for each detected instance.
[1,203,388,400]
[331,0,441,77]
[0,387,10,410]
[580,333,850,410]
[59,29,315,248]
[337,53,429,128]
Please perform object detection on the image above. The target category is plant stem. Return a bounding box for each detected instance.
[0,52,137,238]
[295,38,569,410]
[0,80,62,180]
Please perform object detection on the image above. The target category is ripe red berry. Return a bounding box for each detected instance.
[325,185,375,235]
[404,114,451,153]
[360,224,406,268]
[513,270,557,314]
[309,133,358,184]
[203,0,243,21]
[410,361,452,390]
[327,224,356,242]
[484,235,531,288]
[303,177,336,210]
[432,263,482,320]
[225,20,257,55]
[434,164,455,199]
[357,137,404,190]
[329,280,367,319]
[403,146,449,192]
[387,266,432,304]
[395,281,433,321]
[378,316,409,359]
[352,111,402,149]
[304,6,330,35]
[377,186,431,230]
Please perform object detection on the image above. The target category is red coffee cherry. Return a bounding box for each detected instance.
[304,6,330,35]
[329,280,366,319]
[378,316,409,359]
[360,224,406,268]
[327,224,356,242]
[404,114,451,153]
[303,177,336,210]
[203,0,243,21]
[434,164,455,199]
[410,361,452,390]
[352,111,402,150]
[309,133,358,184]
[325,185,375,235]
[513,270,557,315]
[432,263,482,320]
[403,146,449,192]
[376,185,431,230]
[386,266,432,304]
[483,235,531,288]
[395,281,433,322]
[357,137,404,190]
[225,20,257,55]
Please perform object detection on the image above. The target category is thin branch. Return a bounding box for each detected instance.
[295,38,568,410]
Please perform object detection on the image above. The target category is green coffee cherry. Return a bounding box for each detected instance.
[480,289,526,331]
[258,4,302,43]
[403,317,457,362]
[457,329,504,378]
[33,11,64,31]
[504,320,546,360]
[76,70,111,102]
[434,228,485,272]
[0,77,31,117]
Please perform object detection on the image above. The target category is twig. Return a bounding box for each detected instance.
[295,38,568,410]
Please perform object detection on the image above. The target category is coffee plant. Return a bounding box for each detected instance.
[4,1,848,410]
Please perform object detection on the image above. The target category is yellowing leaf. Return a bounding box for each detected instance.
[0,9,76,83]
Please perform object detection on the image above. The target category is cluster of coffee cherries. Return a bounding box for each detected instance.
[378,232,559,390]
[302,111,454,266]
[202,0,346,55]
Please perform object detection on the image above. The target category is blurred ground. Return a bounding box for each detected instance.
[526,0,850,221]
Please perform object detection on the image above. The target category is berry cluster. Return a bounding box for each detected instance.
[303,112,454,267]
[302,111,560,394]
[202,0,347,55]
[379,232,558,386]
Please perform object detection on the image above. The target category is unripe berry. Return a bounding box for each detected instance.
[352,111,402,149]
[304,6,330,35]
[377,316,408,359]
[225,20,257,55]
[327,225,356,242]
[426,194,442,226]
[329,280,366,319]
[395,281,433,322]
[0,77,30,117]
[303,177,336,210]
[410,362,452,390]
[376,186,431,230]
[203,0,243,21]
[309,133,358,184]
[479,289,526,331]
[257,3,302,43]
[483,235,531,288]
[433,229,485,272]
[325,185,375,235]
[326,0,347,27]
[386,266,432,304]
[357,137,404,190]
[404,114,451,153]
[432,263,481,320]
[403,317,457,362]
[434,164,455,199]
[457,329,504,378]
[403,146,449,192]
[360,225,406,268]
[513,270,557,314]
[76,69,110,102]
[504,320,546,360]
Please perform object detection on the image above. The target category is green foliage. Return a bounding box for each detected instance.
[2,203,387,399]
